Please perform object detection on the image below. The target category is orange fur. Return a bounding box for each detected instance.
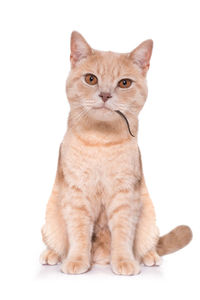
[40,32,192,275]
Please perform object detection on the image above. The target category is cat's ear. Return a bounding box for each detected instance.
[70,31,93,68]
[129,40,153,75]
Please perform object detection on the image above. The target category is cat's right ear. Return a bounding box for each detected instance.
[70,31,93,68]
[129,40,153,76]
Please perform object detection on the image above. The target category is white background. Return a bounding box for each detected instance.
[0,0,199,299]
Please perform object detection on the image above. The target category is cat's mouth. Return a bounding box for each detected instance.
[92,105,112,111]
[92,106,135,137]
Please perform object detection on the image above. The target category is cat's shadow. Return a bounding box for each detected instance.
[36,263,164,279]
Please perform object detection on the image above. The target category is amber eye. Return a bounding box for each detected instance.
[118,78,132,89]
[85,74,98,85]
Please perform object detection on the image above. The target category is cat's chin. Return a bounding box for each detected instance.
[89,107,118,122]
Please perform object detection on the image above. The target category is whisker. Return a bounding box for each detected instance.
[68,107,90,131]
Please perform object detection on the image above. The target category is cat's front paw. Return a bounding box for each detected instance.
[61,257,90,274]
[111,258,141,276]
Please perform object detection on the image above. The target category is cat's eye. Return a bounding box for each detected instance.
[118,78,132,89]
[85,74,98,85]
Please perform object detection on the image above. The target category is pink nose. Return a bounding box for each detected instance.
[99,92,112,102]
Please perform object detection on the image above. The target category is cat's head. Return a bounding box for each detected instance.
[66,31,153,124]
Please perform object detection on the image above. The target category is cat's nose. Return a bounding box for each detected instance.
[99,92,112,102]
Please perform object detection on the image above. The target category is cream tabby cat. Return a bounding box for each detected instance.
[40,32,192,275]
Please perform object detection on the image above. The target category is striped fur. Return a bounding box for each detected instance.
[40,32,192,275]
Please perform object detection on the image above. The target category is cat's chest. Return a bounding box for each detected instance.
[61,134,141,191]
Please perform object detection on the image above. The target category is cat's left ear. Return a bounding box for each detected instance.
[129,40,153,75]
[70,31,93,68]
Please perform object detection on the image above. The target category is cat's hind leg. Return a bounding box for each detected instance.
[40,248,61,265]
[142,250,161,266]
[41,182,68,261]
[40,148,68,263]
[134,177,160,264]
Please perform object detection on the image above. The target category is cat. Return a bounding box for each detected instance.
[40,31,192,275]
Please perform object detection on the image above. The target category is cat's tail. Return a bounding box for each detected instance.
[156,225,192,256]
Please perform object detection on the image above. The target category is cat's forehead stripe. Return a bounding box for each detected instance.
[82,51,139,80]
